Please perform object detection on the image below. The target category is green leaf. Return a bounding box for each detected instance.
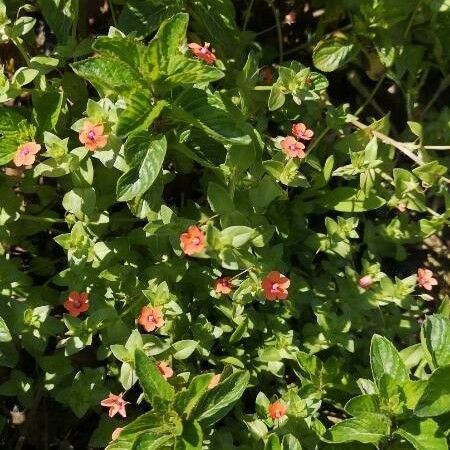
[322,413,391,444]
[118,0,183,39]
[174,374,213,419]
[0,317,12,342]
[265,434,281,450]
[421,315,450,368]
[268,84,286,111]
[370,335,409,386]
[207,182,234,214]
[37,0,74,43]
[172,340,198,360]
[413,161,448,186]
[281,435,302,450]
[321,187,386,212]
[313,33,358,72]
[117,134,167,202]
[174,420,203,450]
[165,56,224,85]
[394,418,447,450]
[195,370,249,426]
[133,433,174,450]
[220,226,257,248]
[117,92,167,138]
[152,13,188,70]
[172,89,253,145]
[134,349,175,405]
[71,57,138,97]
[345,395,380,416]
[414,365,450,417]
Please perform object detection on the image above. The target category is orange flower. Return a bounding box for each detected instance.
[79,121,108,151]
[268,400,287,419]
[284,11,297,25]
[101,393,129,418]
[261,271,290,301]
[417,268,437,291]
[63,291,89,317]
[13,142,41,167]
[214,277,233,294]
[188,42,216,64]
[280,136,306,158]
[358,275,373,289]
[138,306,164,332]
[111,427,123,440]
[180,225,206,255]
[208,373,221,389]
[156,361,174,379]
[292,123,314,141]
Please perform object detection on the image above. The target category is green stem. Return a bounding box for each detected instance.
[306,127,330,154]
[12,38,31,66]
[20,215,65,224]
[267,0,284,63]
[243,0,255,31]
[355,75,385,116]
[109,0,118,27]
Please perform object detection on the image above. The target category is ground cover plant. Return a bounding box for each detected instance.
[0,0,449,449]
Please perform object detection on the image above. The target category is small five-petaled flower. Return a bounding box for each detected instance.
[188,42,216,64]
[268,400,287,419]
[292,122,314,141]
[13,142,41,167]
[214,277,234,294]
[417,268,437,291]
[280,136,306,159]
[63,291,89,317]
[261,271,290,301]
[100,393,129,418]
[180,225,206,255]
[138,306,164,332]
[79,121,108,151]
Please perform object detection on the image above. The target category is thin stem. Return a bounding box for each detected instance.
[255,25,277,36]
[243,0,255,31]
[355,75,385,116]
[424,145,450,150]
[306,127,329,154]
[253,85,273,90]
[420,74,450,119]
[20,214,65,224]
[230,266,254,281]
[267,0,284,63]
[109,0,118,27]
[347,71,386,118]
[12,38,31,66]
[350,119,450,184]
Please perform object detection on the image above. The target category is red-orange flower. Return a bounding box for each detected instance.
[79,121,108,151]
[214,277,233,294]
[180,225,206,255]
[280,136,306,158]
[284,11,297,25]
[138,306,164,332]
[358,275,373,289]
[111,427,123,440]
[100,393,129,418]
[13,142,41,167]
[208,373,221,389]
[63,291,89,317]
[188,42,216,64]
[292,123,314,141]
[156,361,174,379]
[268,400,287,419]
[417,268,437,291]
[261,271,290,301]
